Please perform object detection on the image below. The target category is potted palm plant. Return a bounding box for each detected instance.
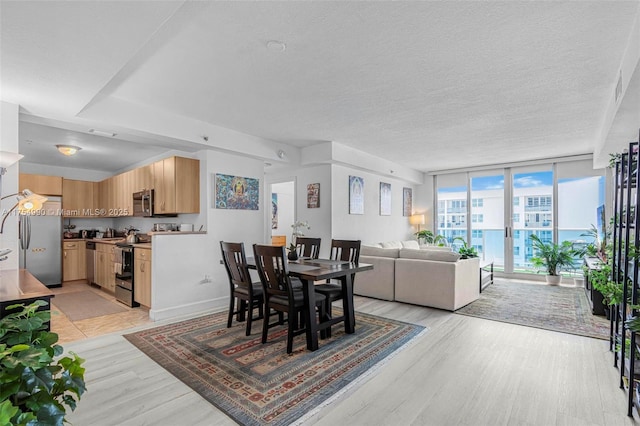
[414,230,448,246]
[529,234,576,285]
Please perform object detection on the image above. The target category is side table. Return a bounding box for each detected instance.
[479,260,494,293]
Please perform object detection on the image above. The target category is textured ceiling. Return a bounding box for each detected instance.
[1,1,639,173]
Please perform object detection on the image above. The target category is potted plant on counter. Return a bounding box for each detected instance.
[529,234,576,285]
[0,301,86,425]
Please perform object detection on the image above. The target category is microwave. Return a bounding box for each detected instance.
[133,189,154,217]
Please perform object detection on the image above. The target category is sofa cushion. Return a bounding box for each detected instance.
[401,240,420,249]
[361,245,400,258]
[419,244,453,252]
[364,242,383,248]
[380,241,403,249]
[399,248,461,262]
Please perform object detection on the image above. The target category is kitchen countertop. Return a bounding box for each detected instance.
[148,231,206,235]
[0,269,54,303]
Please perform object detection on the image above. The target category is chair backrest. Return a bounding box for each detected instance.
[220,241,252,291]
[271,235,286,246]
[253,244,295,299]
[295,237,321,259]
[330,239,361,263]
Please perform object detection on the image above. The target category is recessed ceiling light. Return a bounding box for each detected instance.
[266,40,286,52]
[88,128,117,137]
[56,145,82,156]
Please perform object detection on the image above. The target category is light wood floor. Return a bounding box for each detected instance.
[56,283,640,426]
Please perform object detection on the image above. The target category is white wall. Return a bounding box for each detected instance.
[0,102,20,270]
[149,149,265,320]
[331,164,417,245]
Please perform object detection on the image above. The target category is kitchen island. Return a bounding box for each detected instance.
[0,269,55,330]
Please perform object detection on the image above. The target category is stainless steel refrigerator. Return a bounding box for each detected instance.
[19,197,62,287]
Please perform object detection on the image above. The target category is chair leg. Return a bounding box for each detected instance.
[287,308,295,354]
[319,303,327,340]
[237,299,247,322]
[325,298,333,338]
[262,305,270,344]
[245,298,253,336]
[227,296,235,328]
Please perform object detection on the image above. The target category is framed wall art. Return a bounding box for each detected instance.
[214,173,260,210]
[271,193,278,229]
[307,183,320,208]
[349,176,364,215]
[403,187,412,217]
[379,182,391,216]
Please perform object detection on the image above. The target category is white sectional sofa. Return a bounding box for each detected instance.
[356,240,480,311]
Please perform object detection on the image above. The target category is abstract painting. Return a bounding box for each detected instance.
[380,182,391,216]
[214,173,259,210]
[271,193,278,229]
[403,187,412,217]
[349,175,364,215]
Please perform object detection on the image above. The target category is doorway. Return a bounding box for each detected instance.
[270,180,295,246]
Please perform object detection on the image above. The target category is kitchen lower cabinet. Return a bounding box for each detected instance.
[62,241,86,282]
[134,248,151,307]
[95,243,116,292]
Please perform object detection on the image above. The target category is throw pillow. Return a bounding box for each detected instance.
[399,248,461,262]
[381,241,403,249]
[401,240,420,250]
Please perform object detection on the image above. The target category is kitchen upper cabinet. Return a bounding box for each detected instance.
[62,179,97,217]
[134,248,151,307]
[62,241,86,282]
[132,165,152,193]
[19,174,63,196]
[152,156,199,214]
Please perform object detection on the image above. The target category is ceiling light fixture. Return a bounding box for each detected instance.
[88,128,117,137]
[266,40,286,52]
[56,145,82,156]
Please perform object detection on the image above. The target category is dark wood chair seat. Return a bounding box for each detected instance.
[253,244,327,354]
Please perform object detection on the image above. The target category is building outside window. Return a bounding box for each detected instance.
[472,198,483,207]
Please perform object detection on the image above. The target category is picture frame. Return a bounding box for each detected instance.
[403,187,412,217]
[214,173,260,210]
[307,183,320,208]
[271,193,278,229]
[349,176,364,215]
[380,182,391,216]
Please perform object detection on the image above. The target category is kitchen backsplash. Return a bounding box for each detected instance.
[65,213,202,235]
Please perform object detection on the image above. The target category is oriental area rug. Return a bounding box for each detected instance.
[124,310,426,426]
[456,279,610,340]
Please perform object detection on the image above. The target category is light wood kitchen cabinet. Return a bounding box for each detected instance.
[132,164,152,193]
[62,179,98,217]
[95,243,116,292]
[152,156,199,214]
[134,248,151,307]
[19,174,63,196]
[62,241,86,282]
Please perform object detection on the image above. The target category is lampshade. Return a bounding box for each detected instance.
[0,189,48,233]
[56,145,82,156]
[0,151,24,170]
[17,189,48,212]
[409,214,425,226]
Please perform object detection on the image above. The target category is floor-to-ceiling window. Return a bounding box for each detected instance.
[433,159,605,277]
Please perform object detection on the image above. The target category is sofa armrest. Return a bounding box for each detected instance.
[356,255,396,301]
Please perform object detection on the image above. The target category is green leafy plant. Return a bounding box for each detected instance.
[0,300,86,426]
[414,230,447,246]
[529,234,576,276]
[588,261,624,306]
[452,237,478,259]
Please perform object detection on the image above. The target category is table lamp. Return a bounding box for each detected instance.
[409,214,425,232]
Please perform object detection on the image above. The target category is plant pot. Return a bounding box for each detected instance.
[545,275,562,286]
[287,251,298,261]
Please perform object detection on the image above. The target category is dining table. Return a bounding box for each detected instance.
[247,257,373,351]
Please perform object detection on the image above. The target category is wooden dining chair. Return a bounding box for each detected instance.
[220,241,264,336]
[253,244,327,354]
[295,237,321,259]
[314,239,361,320]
